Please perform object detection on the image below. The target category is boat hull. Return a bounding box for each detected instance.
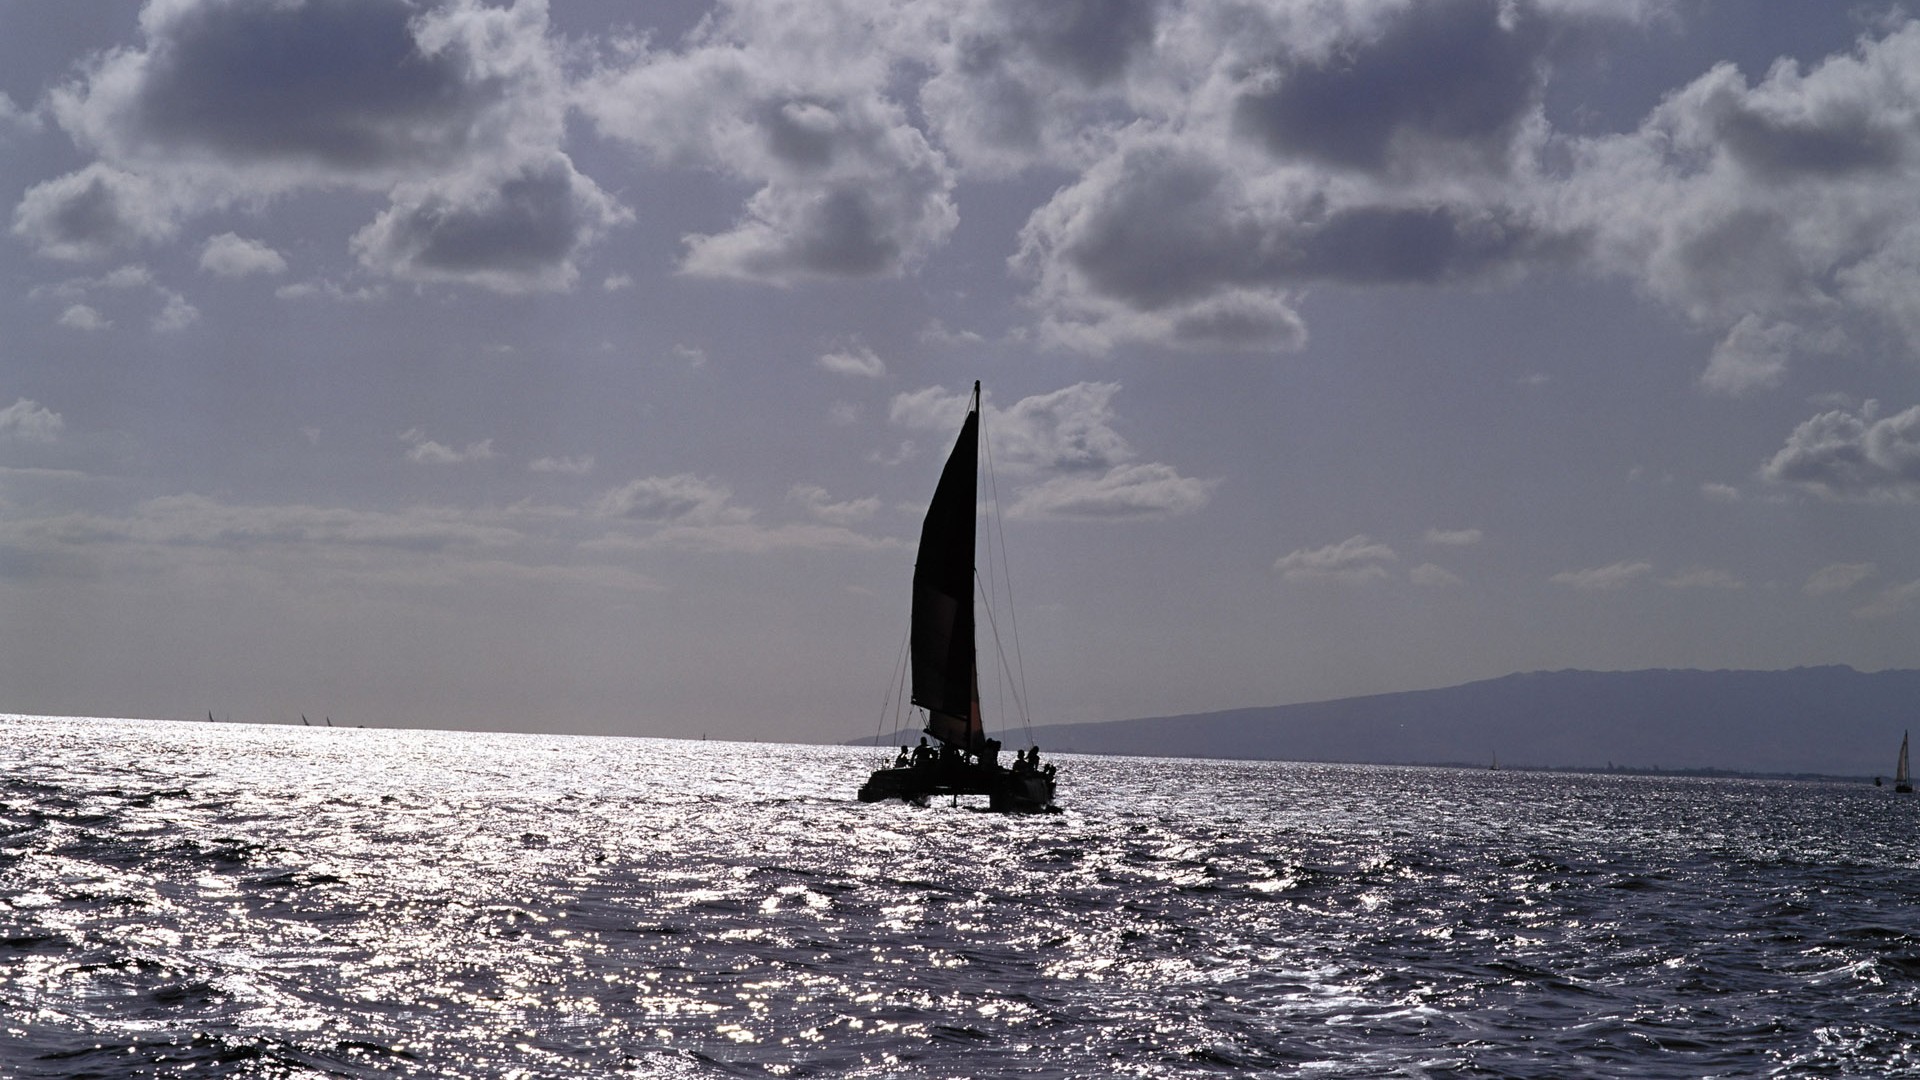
[858,763,1056,813]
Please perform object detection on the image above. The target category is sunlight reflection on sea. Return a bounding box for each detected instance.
[3,715,1920,1077]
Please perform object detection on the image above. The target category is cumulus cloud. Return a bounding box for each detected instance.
[529,454,595,476]
[153,290,200,332]
[1563,21,1920,386]
[58,304,110,331]
[0,399,65,443]
[1662,568,1744,590]
[1805,561,1875,597]
[13,164,177,261]
[351,156,629,292]
[889,381,1215,520]
[1761,401,1920,500]
[401,428,497,465]
[199,233,288,276]
[595,474,745,524]
[1855,580,1920,620]
[22,0,622,290]
[580,2,956,284]
[1424,527,1483,546]
[1274,535,1398,585]
[1007,462,1218,520]
[790,483,879,526]
[1409,562,1464,587]
[818,344,887,378]
[1550,560,1653,590]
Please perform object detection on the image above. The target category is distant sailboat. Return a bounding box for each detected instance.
[1898,731,1913,794]
[858,381,1056,813]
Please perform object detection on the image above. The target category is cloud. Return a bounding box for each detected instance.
[1564,21,1920,385]
[58,304,110,331]
[401,428,497,465]
[1274,535,1398,585]
[595,474,745,524]
[580,3,957,284]
[1661,568,1744,590]
[1550,560,1653,590]
[1007,462,1218,520]
[153,290,200,332]
[529,454,595,476]
[790,484,879,526]
[818,343,887,378]
[1700,482,1741,503]
[1855,580,1920,620]
[0,399,65,443]
[889,381,1216,520]
[1424,527,1483,546]
[1805,561,1875,597]
[24,0,621,288]
[199,233,288,276]
[1761,401,1920,500]
[13,164,177,261]
[351,156,629,293]
[1409,562,1463,587]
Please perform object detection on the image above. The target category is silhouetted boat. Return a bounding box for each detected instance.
[858,381,1056,813]
[1898,731,1913,794]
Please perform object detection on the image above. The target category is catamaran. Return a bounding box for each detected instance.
[858,381,1057,813]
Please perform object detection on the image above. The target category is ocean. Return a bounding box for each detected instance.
[2,715,1917,1078]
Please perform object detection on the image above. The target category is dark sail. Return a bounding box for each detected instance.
[911,383,982,751]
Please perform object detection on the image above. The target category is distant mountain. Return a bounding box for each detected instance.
[857,667,1920,776]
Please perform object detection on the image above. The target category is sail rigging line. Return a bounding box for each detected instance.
[977,391,1035,746]
[873,622,913,758]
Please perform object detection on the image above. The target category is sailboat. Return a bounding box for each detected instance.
[858,381,1057,813]
[1897,731,1912,794]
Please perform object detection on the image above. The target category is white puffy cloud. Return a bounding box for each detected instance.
[58,304,111,331]
[529,454,594,476]
[0,399,65,443]
[1274,535,1398,585]
[1007,462,1218,521]
[1409,562,1464,587]
[1424,527,1483,547]
[199,233,287,276]
[1804,562,1874,597]
[595,474,745,524]
[13,164,178,261]
[817,344,887,378]
[401,428,497,465]
[350,156,629,292]
[1662,568,1744,590]
[580,1,955,284]
[22,0,622,290]
[1550,560,1653,590]
[889,381,1215,520]
[1564,22,1920,386]
[1761,401,1920,500]
[790,483,880,526]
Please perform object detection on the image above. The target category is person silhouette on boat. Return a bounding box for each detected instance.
[893,745,910,768]
[911,736,932,768]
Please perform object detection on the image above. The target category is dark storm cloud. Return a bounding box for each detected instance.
[1231,0,1546,174]
[125,0,494,170]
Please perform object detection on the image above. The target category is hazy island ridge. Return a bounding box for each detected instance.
[855,666,1920,779]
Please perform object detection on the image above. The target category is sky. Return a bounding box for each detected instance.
[5,1,1920,744]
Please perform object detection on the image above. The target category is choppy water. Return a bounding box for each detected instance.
[3,716,1918,1077]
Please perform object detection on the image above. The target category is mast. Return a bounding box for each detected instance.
[910,381,984,752]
